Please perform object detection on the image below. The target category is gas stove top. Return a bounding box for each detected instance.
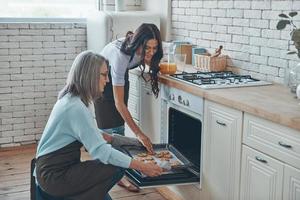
[170,71,272,89]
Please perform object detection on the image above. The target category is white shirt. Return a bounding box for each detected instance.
[101,38,142,86]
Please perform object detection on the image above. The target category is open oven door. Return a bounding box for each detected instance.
[121,144,200,188]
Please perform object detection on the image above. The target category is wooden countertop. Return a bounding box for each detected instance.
[159,75,300,132]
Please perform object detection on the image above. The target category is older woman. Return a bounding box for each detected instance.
[34,51,162,200]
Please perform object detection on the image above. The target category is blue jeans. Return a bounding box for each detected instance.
[101,125,125,136]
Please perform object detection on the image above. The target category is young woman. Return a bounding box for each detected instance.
[34,51,162,200]
[94,23,163,152]
[94,23,163,192]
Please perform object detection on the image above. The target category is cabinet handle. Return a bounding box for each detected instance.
[255,156,267,164]
[216,120,226,126]
[278,141,292,149]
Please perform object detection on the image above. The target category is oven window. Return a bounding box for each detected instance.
[168,107,201,170]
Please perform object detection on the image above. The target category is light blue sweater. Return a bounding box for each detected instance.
[36,93,132,169]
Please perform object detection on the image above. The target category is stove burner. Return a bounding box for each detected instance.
[182,74,199,81]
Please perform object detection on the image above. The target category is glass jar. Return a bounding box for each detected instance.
[288,62,300,93]
[159,53,177,75]
[160,43,177,75]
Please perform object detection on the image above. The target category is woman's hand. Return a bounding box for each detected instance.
[140,162,163,177]
[102,133,113,143]
[130,159,163,177]
[137,133,154,154]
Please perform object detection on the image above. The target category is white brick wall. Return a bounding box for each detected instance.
[171,0,300,83]
[0,22,86,147]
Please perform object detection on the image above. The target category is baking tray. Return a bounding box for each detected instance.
[121,144,195,178]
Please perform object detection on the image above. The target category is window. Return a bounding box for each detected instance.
[0,0,99,18]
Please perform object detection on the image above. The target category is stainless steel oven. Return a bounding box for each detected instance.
[123,84,203,188]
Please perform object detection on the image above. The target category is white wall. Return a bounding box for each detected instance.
[142,0,172,41]
[171,0,300,83]
[0,23,86,147]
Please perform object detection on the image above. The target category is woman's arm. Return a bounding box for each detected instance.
[113,85,154,154]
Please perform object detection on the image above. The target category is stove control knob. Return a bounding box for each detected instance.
[185,100,190,106]
[169,94,175,100]
[178,95,183,104]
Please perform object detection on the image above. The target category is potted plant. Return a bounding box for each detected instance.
[277,12,300,94]
[276,11,300,58]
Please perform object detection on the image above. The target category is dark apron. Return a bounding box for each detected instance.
[35,141,124,200]
[94,69,130,129]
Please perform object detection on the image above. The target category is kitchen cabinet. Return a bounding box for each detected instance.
[203,100,242,200]
[125,72,141,138]
[240,145,284,200]
[240,113,300,200]
[283,164,300,200]
[139,79,161,143]
[126,71,161,143]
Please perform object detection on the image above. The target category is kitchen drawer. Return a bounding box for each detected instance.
[243,113,300,169]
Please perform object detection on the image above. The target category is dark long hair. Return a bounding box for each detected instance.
[120,23,163,98]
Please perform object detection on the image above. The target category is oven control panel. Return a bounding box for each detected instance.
[161,84,203,115]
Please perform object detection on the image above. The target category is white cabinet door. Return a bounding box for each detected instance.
[139,80,161,143]
[240,145,284,200]
[283,164,300,200]
[126,72,141,138]
[203,100,242,200]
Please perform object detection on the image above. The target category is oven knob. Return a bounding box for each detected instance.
[178,95,183,104]
[185,100,190,106]
[169,94,175,100]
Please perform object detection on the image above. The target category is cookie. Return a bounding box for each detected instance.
[160,157,170,162]
[170,160,181,167]
[145,160,157,164]
[137,153,148,157]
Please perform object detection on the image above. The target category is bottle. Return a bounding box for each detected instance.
[160,53,177,75]
[160,43,177,74]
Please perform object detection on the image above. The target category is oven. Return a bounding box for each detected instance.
[160,84,203,185]
[123,84,203,188]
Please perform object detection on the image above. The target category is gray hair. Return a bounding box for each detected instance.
[58,51,107,106]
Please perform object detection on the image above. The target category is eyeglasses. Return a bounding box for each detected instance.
[100,72,109,79]
[100,72,108,77]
